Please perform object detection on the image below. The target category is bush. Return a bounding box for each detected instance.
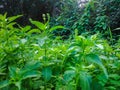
[71,0,120,37]
[0,13,120,90]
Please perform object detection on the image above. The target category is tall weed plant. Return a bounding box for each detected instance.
[0,13,120,90]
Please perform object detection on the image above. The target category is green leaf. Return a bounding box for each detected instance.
[0,13,7,21]
[22,25,31,32]
[0,80,9,88]
[109,74,120,80]
[15,81,21,90]
[105,86,116,90]
[0,65,6,75]
[29,19,45,31]
[91,81,104,90]
[97,73,108,86]
[42,67,52,81]
[79,71,91,90]
[27,29,41,34]
[63,70,75,83]
[0,14,3,20]
[114,27,120,30]
[23,61,41,70]
[86,54,108,78]
[96,44,104,49]
[8,15,22,23]
[49,26,64,32]
[9,67,18,78]
[91,34,98,41]
[7,22,16,29]
[86,54,102,65]
[109,80,120,86]
[22,71,40,80]
[67,46,81,55]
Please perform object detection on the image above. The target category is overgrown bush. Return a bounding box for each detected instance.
[50,0,81,39]
[0,13,120,90]
[0,0,120,89]
[0,0,119,37]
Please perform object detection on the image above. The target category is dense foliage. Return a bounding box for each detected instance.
[0,0,120,90]
[51,0,120,37]
[0,13,120,90]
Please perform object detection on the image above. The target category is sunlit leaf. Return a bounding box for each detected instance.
[96,44,104,49]
[49,26,64,32]
[7,22,16,29]
[22,25,31,32]
[29,19,45,31]
[27,29,41,34]
[8,15,22,23]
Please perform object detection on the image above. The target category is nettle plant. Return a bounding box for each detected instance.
[101,38,120,90]
[57,30,108,90]
[0,13,64,90]
[0,13,112,90]
[0,13,23,73]
[0,13,41,90]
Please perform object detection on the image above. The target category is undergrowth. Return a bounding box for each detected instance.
[0,14,120,90]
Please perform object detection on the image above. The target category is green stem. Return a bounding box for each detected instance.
[44,40,47,61]
[108,27,113,44]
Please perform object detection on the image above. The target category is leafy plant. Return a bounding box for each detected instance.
[0,61,41,90]
[0,13,119,90]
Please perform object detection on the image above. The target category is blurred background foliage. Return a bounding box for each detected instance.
[0,0,120,38]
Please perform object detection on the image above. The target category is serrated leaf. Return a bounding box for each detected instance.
[86,54,102,65]
[23,61,41,70]
[79,71,91,90]
[42,67,52,81]
[22,71,40,80]
[67,46,81,54]
[63,70,75,83]
[86,54,108,78]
